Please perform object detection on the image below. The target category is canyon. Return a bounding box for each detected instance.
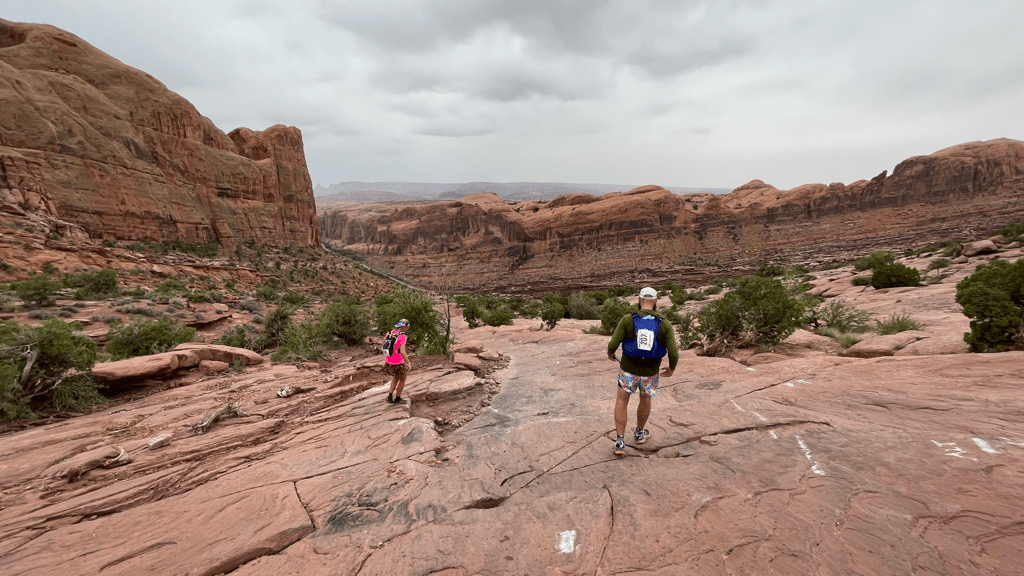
[319,138,1024,294]
[0,19,319,251]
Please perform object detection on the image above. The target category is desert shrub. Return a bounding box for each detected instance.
[317,301,371,346]
[703,284,723,295]
[599,298,634,335]
[689,276,805,356]
[875,312,923,335]
[756,261,786,277]
[955,259,1024,352]
[541,302,565,330]
[871,264,921,289]
[156,279,188,294]
[105,319,197,360]
[566,292,600,320]
[374,288,449,354]
[1,319,102,419]
[281,291,306,306]
[669,289,688,307]
[255,279,286,302]
[854,251,895,272]
[851,275,873,286]
[116,304,161,318]
[239,300,263,313]
[270,321,325,362]
[216,326,253,349]
[63,269,119,300]
[12,274,59,308]
[254,306,294,351]
[998,221,1024,243]
[813,299,872,332]
[927,258,951,272]
[481,306,513,327]
[542,292,570,311]
[187,289,223,304]
[817,326,862,348]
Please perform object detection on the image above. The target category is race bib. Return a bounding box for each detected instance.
[637,328,655,351]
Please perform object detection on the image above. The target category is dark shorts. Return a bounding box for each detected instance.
[384,362,407,378]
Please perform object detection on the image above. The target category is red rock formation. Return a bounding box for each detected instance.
[0,19,319,250]
[320,139,1024,294]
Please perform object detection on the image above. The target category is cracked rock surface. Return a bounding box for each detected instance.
[2,269,1024,574]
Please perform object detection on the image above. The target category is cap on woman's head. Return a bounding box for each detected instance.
[639,287,658,300]
[394,319,410,328]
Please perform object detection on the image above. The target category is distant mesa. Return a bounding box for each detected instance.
[0,19,319,250]
[315,181,730,204]
[319,138,1024,295]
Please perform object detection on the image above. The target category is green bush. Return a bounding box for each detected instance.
[375,288,450,354]
[854,251,895,272]
[566,292,600,320]
[955,259,1024,351]
[852,275,873,286]
[105,319,197,360]
[927,258,951,272]
[669,289,688,307]
[756,261,786,277]
[187,289,223,304]
[482,306,514,326]
[64,269,119,300]
[998,221,1024,243]
[599,298,634,335]
[541,302,565,330]
[875,312,923,335]
[817,326,862,348]
[254,306,294,351]
[255,279,286,302]
[689,276,805,356]
[871,264,921,289]
[1,319,102,419]
[703,284,723,295]
[316,301,371,346]
[813,299,872,332]
[13,274,59,308]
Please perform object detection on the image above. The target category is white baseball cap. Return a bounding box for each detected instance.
[639,287,658,299]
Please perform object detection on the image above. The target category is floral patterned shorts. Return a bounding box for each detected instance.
[617,370,659,397]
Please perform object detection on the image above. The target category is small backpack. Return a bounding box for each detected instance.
[621,313,668,359]
[382,331,399,356]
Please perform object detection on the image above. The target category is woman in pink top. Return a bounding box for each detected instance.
[384,319,411,404]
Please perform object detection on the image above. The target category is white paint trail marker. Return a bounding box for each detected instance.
[972,438,1000,454]
[795,435,825,475]
[557,530,577,553]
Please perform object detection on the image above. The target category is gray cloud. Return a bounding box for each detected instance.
[1,0,1023,190]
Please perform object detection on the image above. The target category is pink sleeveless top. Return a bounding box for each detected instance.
[385,332,407,364]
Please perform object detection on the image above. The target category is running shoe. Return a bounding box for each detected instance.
[613,436,626,456]
[634,428,650,444]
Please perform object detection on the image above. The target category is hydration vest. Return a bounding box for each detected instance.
[621,313,668,359]
[382,331,399,356]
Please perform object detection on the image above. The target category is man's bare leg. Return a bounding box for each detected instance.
[636,394,652,432]
[614,388,631,437]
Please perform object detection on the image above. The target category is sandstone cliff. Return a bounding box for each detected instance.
[0,19,319,250]
[319,139,1024,294]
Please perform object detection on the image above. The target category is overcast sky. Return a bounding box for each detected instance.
[4,1,1023,190]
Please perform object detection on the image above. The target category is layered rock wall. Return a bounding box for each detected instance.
[0,19,319,249]
[320,139,1024,294]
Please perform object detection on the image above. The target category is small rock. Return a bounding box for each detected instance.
[953,255,969,264]
[148,433,173,450]
[699,437,718,446]
[452,353,482,371]
[961,239,998,257]
[478,350,501,361]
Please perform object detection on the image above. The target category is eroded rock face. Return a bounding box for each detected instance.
[0,19,319,249]
[2,274,1022,575]
[321,139,1024,294]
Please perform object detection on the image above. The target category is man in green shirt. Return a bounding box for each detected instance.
[607,286,679,455]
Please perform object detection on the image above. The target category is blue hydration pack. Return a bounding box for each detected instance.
[621,313,668,359]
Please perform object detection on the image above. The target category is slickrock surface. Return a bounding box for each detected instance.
[320,139,1024,294]
[3,255,1023,575]
[0,19,319,249]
